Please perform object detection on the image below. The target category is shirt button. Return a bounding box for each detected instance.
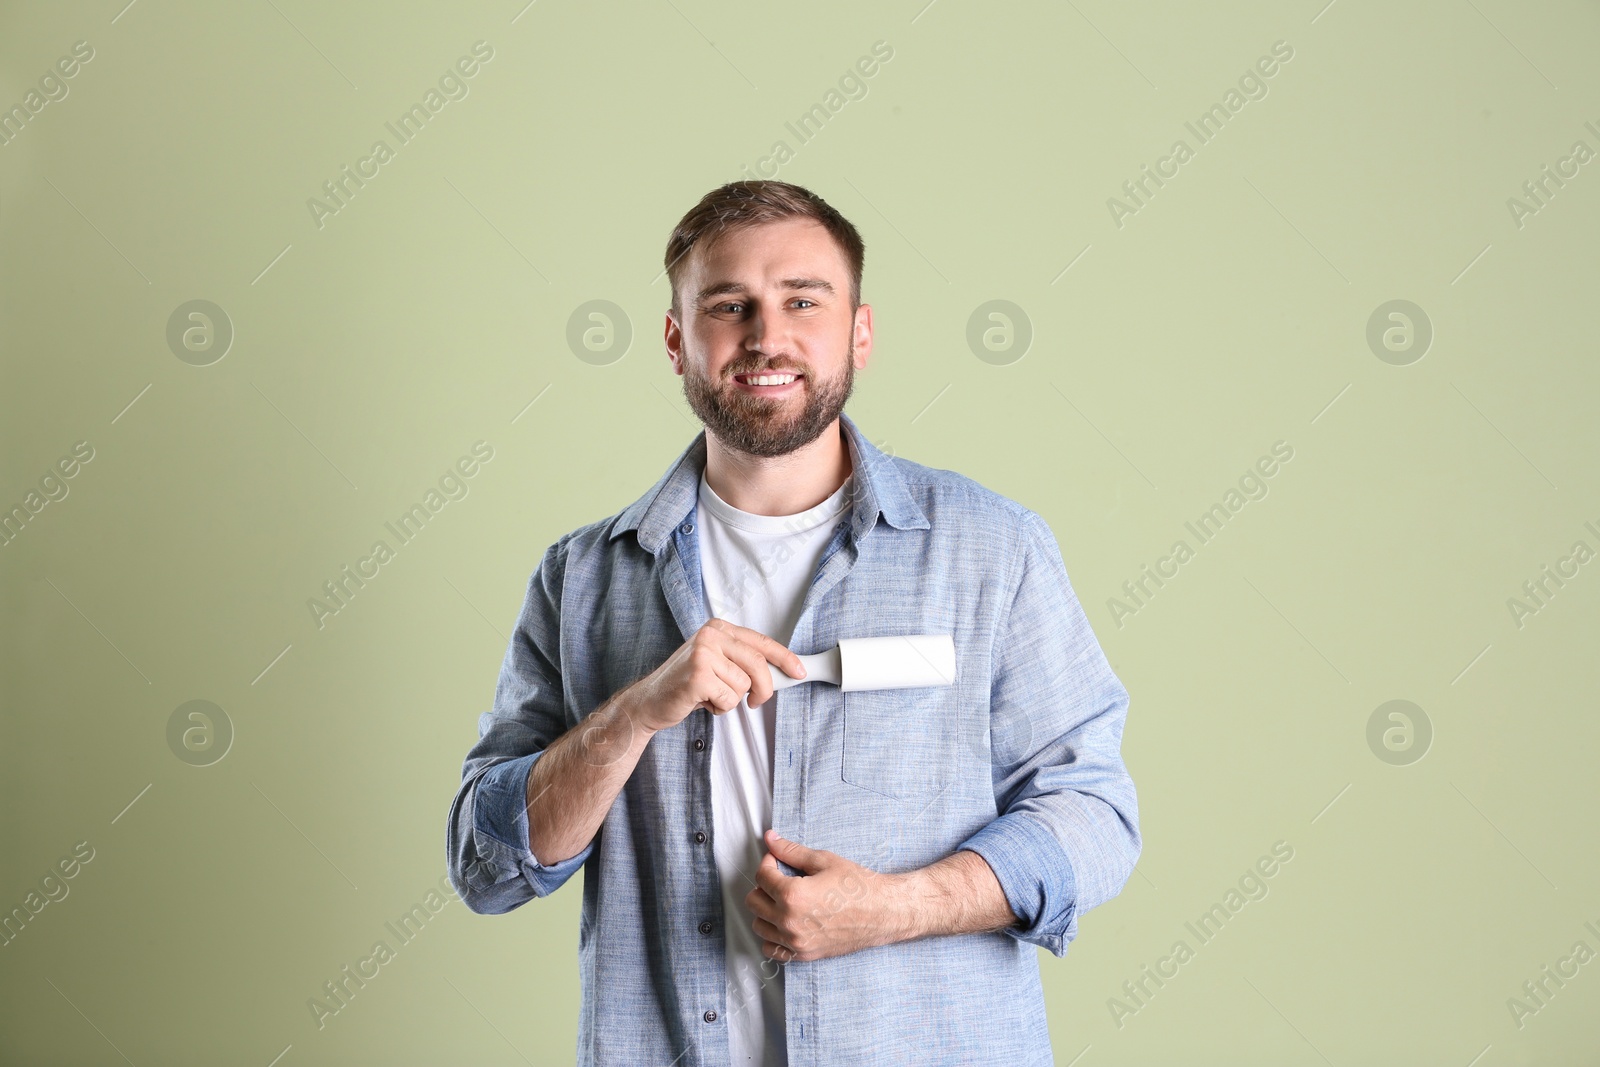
[681,522,694,534]
[693,738,706,751]
[699,920,713,935]
[703,1010,718,1023]
[693,831,707,844]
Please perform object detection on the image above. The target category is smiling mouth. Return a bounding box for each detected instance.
[732,371,803,391]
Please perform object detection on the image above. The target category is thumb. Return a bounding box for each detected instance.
[765,829,824,872]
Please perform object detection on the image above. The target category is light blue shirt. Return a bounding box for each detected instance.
[446,412,1140,1066]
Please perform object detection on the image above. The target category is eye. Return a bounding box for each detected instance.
[792,299,815,309]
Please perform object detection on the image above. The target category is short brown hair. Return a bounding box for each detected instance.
[664,180,865,318]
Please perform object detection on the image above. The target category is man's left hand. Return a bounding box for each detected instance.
[744,828,916,963]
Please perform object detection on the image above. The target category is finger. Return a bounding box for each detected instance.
[702,658,752,713]
[732,624,807,679]
[752,850,787,893]
[751,916,787,946]
[745,888,775,923]
[762,939,798,963]
[692,684,738,715]
[720,636,778,708]
[715,620,804,682]
[765,829,825,873]
[690,623,750,712]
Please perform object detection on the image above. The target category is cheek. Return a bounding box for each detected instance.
[693,328,742,366]
[700,358,737,385]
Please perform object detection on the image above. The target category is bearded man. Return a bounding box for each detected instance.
[447,179,1139,1067]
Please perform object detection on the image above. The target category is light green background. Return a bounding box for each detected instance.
[3,1,1597,1064]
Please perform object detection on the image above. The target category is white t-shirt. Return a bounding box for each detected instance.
[696,469,853,1067]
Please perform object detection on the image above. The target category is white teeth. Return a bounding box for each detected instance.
[742,374,797,386]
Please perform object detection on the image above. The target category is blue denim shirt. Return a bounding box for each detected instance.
[446,412,1139,1066]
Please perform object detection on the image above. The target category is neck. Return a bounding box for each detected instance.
[703,419,852,516]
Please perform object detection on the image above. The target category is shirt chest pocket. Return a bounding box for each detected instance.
[841,687,959,800]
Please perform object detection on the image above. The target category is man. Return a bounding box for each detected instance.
[446,180,1139,1066]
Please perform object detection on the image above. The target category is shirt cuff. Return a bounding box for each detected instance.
[472,750,593,896]
[958,814,1078,957]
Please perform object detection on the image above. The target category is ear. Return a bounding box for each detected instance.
[851,302,873,371]
[664,310,686,375]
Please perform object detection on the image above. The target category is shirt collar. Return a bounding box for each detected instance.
[609,411,929,555]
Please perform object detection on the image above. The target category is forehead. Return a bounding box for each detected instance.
[684,217,848,288]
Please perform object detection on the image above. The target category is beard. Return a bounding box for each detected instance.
[681,337,856,458]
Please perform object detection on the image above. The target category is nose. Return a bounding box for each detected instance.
[743,306,789,357]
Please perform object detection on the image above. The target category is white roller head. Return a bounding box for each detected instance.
[838,634,956,691]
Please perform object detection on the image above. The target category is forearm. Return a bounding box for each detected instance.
[898,848,1021,940]
[525,687,657,865]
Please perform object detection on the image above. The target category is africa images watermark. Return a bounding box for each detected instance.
[1107,441,1295,628]
[307,441,494,630]
[306,41,495,230]
[1506,918,1600,1030]
[0,840,97,949]
[1106,39,1295,229]
[306,873,460,1029]
[735,40,894,182]
[1505,118,1600,231]
[1,440,95,549]
[1107,840,1295,1028]
[0,39,95,148]
[1504,518,1599,630]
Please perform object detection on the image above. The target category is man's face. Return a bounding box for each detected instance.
[666,217,871,458]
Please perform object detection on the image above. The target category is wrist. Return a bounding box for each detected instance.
[611,684,658,741]
[889,869,931,943]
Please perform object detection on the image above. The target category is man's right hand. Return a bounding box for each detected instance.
[623,619,807,734]
[518,622,806,868]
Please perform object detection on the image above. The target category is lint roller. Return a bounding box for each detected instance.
[767,634,955,693]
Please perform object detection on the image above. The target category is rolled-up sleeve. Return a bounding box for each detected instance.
[446,536,596,915]
[957,509,1140,957]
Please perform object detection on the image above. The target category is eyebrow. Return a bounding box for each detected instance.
[694,277,836,303]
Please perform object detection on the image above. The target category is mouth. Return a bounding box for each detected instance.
[732,371,804,395]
